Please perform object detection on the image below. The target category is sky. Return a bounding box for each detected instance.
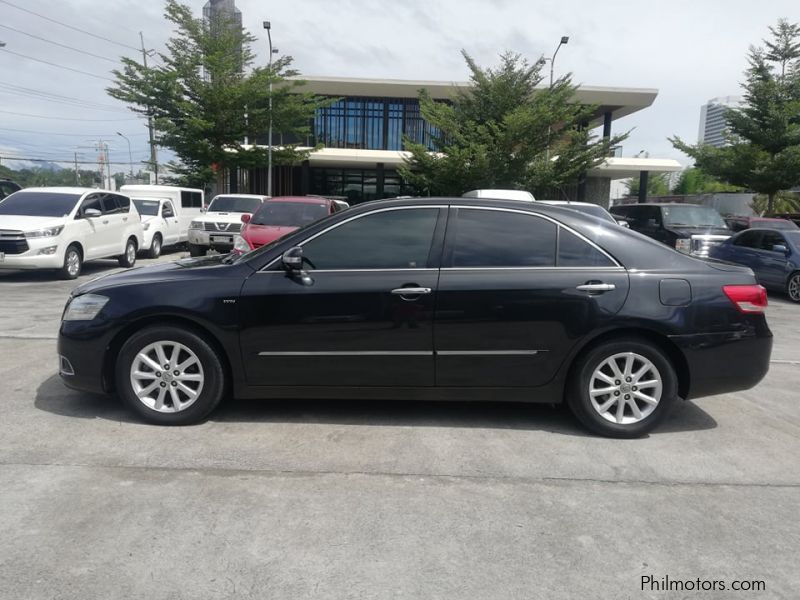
[0,0,798,174]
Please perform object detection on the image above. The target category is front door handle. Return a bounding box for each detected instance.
[391,287,432,298]
[102,220,109,225]
[576,283,616,292]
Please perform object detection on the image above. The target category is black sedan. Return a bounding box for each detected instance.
[58,197,773,438]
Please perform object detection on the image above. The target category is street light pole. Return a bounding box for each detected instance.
[263,21,279,197]
[549,36,569,88]
[116,132,134,179]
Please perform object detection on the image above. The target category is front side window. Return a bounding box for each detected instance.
[451,209,557,267]
[162,201,175,218]
[301,208,439,270]
[557,229,616,267]
[760,231,787,251]
[79,194,103,217]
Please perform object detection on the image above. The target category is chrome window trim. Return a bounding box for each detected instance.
[441,266,625,272]
[451,205,622,268]
[260,205,446,272]
[437,350,546,356]
[258,351,433,356]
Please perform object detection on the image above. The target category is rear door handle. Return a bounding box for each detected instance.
[576,283,616,292]
[391,287,432,297]
[102,220,109,225]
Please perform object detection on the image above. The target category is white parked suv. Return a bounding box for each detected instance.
[187,193,268,256]
[0,187,144,279]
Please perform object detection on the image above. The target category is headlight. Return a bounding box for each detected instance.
[63,294,109,321]
[25,226,63,239]
[675,238,692,254]
[233,234,252,254]
[189,221,203,230]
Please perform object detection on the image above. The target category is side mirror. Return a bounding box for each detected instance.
[772,244,789,254]
[281,246,304,270]
[83,208,101,218]
[200,206,207,213]
[241,213,251,224]
[617,219,630,228]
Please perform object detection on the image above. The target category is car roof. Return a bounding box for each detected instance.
[17,187,108,195]
[212,193,269,199]
[264,196,332,205]
[538,200,599,207]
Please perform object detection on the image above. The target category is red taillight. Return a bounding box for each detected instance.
[723,285,768,314]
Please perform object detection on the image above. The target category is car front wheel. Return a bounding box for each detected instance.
[118,238,137,268]
[567,338,678,438]
[786,272,800,302]
[60,244,82,280]
[116,326,226,425]
[187,243,205,257]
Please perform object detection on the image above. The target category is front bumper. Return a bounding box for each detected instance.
[58,320,117,394]
[187,230,235,250]
[0,240,65,270]
[671,326,772,400]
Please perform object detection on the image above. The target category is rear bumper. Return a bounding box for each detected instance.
[670,328,772,400]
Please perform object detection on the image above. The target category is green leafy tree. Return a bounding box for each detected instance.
[671,167,741,194]
[399,51,627,197]
[107,0,323,187]
[624,172,670,197]
[671,19,800,213]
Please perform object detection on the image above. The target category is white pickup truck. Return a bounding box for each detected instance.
[187,194,269,256]
[120,185,204,258]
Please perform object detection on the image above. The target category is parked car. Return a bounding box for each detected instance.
[234,196,340,253]
[538,200,622,225]
[0,178,21,201]
[187,194,268,256]
[766,212,800,228]
[724,215,798,233]
[709,228,800,302]
[462,189,536,202]
[58,197,772,438]
[121,185,204,257]
[0,187,143,279]
[610,203,731,257]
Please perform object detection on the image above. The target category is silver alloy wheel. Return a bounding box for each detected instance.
[126,241,136,264]
[152,237,161,257]
[789,274,800,302]
[66,250,80,277]
[129,341,204,413]
[589,351,663,425]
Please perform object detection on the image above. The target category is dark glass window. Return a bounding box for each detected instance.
[0,192,80,217]
[557,228,615,267]
[734,231,762,248]
[79,194,103,217]
[302,208,439,270]
[451,209,557,267]
[760,231,787,251]
[103,194,129,214]
[181,190,203,208]
[162,201,175,218]
[133,199,159,216]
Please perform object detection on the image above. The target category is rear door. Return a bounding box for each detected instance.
[434,206,629,387]
[239,206,445,387]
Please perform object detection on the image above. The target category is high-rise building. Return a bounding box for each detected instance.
[203,0,243,70]
[698,96,742,147]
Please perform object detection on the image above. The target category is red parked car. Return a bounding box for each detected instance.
[233,196,340,252]
[724,215,798,232]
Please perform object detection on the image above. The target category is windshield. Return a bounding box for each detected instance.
[755,219,798,230]
[0,192,80,217]
[132,199,160,216]
[252,202,329,227]
[208,195,262,213]
[662,205,727,228]
[563,204,616,223]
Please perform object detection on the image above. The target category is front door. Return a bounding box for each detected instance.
[161,201,181,245]
[239,206,445,387]
[435,207,630,387]
[756,230,790,289]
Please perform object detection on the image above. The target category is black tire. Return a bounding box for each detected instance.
[188,243,205,257]
[60,244,82,280]
[566,337,678,438]
[786,272,800,303]
[118,237,137,268]
[146,233,163,259]
[115,325,226,425]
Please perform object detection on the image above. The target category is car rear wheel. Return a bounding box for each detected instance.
[786,272,800,302]
[118,237,137,268]
[60,244,82,280]
[147,233,162,259]
[115,326,226,425]
[567,338,678,438]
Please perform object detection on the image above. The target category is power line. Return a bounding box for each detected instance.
[0,87,130,113]
[0,23,120,63]
[0,0,140,52]
[1,154,151,166]
[0,109,142,122]
[0,48,114,82]
[0,126,148,137]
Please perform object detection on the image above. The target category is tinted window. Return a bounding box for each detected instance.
[162,201,175,218]
[452,209,557,267]
[558,228,615,267]
[208,195,262,213]
[733,231,762,248]
[78,195,103,217]
[302,208,439,270]
[760,231,786,251]
[116,195,130,212]
[133,199,159,216]
[253,202,330,227]
[102,194,129,214]
[0,192,81,217]
[661,205,726,228]
[181,190,203,208]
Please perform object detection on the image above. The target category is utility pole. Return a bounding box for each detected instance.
[105,143,112,190]
[140,32,159,184]
[263,21,278,197]
[74,151,79,185]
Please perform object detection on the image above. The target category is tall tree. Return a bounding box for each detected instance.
[399,51,627,197]
[624,172,671,197]
[107,0,323,187]
[671,167,741,195]
[671,19,800,213]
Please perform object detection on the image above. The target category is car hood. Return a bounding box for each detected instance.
[243,224,299,245]
[72,255,251,296]
[0,215,67,231]
[667,226,731,237]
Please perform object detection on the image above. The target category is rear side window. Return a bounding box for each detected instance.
[557,229,615,267]
[451,209,557,267]
[103,194,130,214]
[734,231,762,248]
[301,208,439,270]
[181,190,203,208]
